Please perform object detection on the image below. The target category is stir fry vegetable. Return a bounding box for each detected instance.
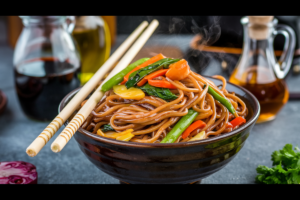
[97,129,134,141]
[188,131,206,142]
[121,53,166,84]
[101,58,150,92]
[160,109,199,143]
[125,58,180,89]
[137,69,168,87]
[115,132,135,141]
[181,120,206,139]
[166,59,190,81]
[101,124,115,132]
[229,116,246,129]
[204,84,237,116]
[148,78,177,89]
[113,85,145,100]
[139,83,178,100]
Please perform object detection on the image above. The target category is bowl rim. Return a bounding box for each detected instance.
[59,76,260,148]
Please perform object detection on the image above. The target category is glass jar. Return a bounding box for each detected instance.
[13,16,81,121]
[229,16,296,123]
[72,16,111,85]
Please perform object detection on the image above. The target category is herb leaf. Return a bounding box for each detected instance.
[255,144,300,184]
[139,83,178,101]
[101,124,115,132]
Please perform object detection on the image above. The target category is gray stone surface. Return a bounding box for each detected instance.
[1,33,300,184]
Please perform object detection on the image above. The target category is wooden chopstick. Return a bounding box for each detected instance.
[26,21,149,157]
[50,19,159,153]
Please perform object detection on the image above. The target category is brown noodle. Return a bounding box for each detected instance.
[79,74,248,143]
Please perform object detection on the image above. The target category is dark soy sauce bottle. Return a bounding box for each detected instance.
[13,16,81,121]
[15,58,80,121]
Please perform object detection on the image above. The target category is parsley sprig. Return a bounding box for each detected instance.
[256,144,300,184]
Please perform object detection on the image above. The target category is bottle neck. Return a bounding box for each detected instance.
[242,21,275,57]
[233,17,279,84]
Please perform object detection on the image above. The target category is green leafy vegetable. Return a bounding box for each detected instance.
[139,83,178,100]
[101,58,150,92]
[101,124,115,132]
[125,58,180,88]
[255,144,300,184]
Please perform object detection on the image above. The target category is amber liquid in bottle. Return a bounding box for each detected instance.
[72,25,110,85]
[229,66,289,123]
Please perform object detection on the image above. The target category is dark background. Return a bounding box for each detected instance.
[1,16,299,50]
[117,16,300,50]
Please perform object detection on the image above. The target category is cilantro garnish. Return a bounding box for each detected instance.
[256,144,300,184]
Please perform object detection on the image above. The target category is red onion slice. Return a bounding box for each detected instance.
[0,161,37,184]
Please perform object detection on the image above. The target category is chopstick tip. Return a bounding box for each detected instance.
[51,144,61,153]
[151,19,159,25]
[26,149,36,157]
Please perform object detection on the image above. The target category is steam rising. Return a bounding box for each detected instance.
[169,17,186,34]
[186,16,226,74]
[191,16,221,46]
[131,16,231,74]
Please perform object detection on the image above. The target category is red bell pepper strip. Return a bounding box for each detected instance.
[181,120,206,139]
[229,117,246,129]
[137,69,168,87]
[121,53,166,84]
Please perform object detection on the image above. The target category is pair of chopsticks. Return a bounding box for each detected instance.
[26,19,159,157]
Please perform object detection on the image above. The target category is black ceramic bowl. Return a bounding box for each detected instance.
[59,77,260,184]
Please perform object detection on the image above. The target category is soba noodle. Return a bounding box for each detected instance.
[80,59,248,143]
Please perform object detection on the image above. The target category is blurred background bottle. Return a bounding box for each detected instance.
[229,16,295,123]
[13,16,81,121]
[8,16,116,85]
[72,16,112,85]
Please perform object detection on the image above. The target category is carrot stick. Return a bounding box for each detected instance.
[181,120,206,139]
[148,79,177,89]
[121,53,166,84]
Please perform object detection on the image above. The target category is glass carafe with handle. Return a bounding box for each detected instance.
[229,16,295,123]
[13,16,81,121]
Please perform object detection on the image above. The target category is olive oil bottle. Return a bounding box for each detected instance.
[72,16,111,85]
[229,16,295,123]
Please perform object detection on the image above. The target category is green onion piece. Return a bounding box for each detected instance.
[160,109,199,143]
[101,58,150,92]
[205,84,237,116]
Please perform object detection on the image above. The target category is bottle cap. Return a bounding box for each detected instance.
[248,16,274,24]
[247,16,274,40]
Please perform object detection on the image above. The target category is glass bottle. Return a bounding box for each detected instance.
[229,16,296,123]
[13,16,81,121]
[72,16,111,85]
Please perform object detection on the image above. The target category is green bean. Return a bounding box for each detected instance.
[205,84,237,116]
[160,109,199,143]
[101,58,150,92]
